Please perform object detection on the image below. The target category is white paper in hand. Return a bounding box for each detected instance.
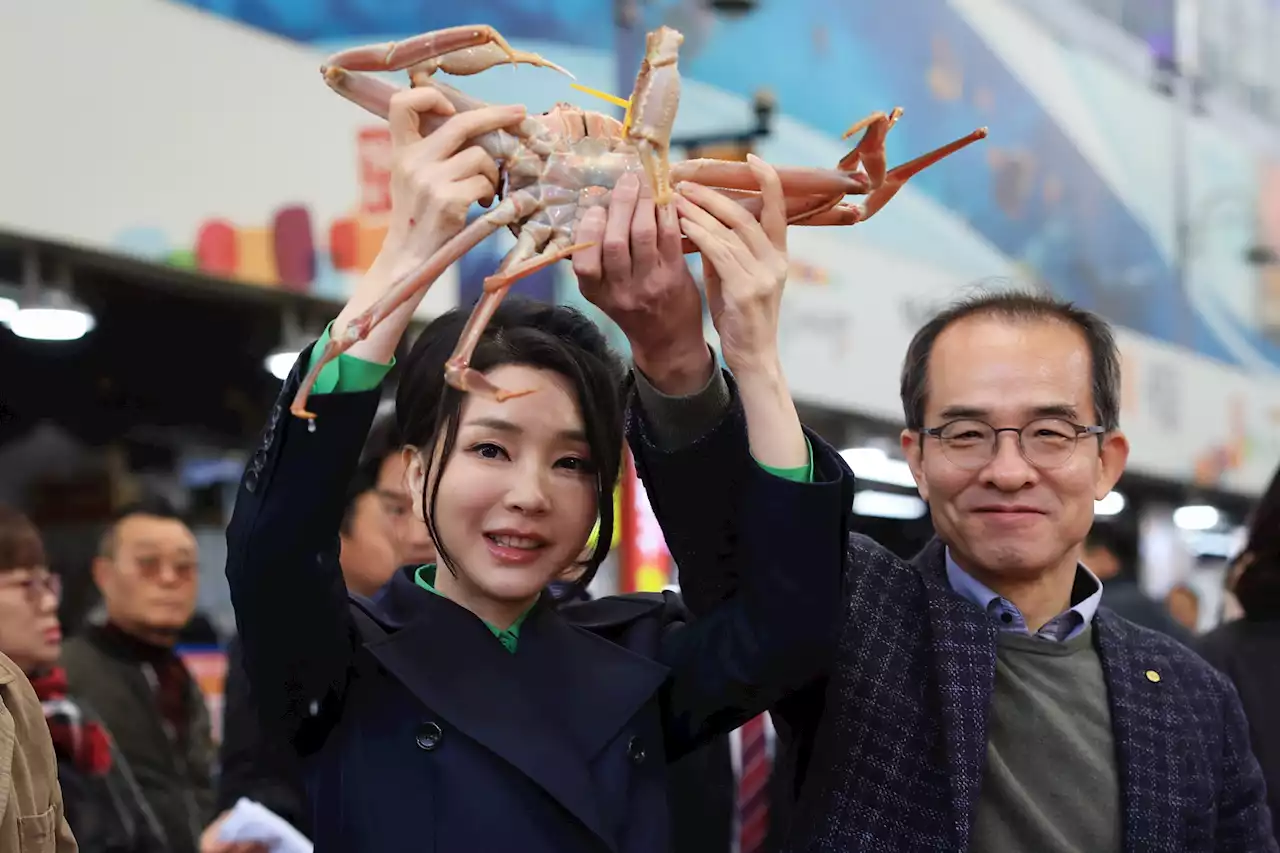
[217,798,314,853]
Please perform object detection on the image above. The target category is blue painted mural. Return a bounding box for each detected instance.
[172,0,1280,371]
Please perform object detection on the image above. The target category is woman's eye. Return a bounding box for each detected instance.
[557,456,596,473]
[470,443,508,460]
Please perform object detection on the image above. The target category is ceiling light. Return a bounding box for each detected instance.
[10,291,95,342]
[265,350,299,381]
[0,293,17,325]
[853,490,928,520]
[6,255,95,342]
[264,308,315,381]
[1173,504,1220,531]
[840,447,919,490]
[1094,491,1126,516]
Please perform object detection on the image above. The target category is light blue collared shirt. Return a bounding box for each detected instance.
[945,548,1103,642]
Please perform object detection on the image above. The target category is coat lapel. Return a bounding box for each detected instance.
[912,539,998,850]
[0,665,15,826]
[1094,610,1182,852]
[358,570,668,852]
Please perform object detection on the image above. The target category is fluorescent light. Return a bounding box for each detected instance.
[840,447,919,489]
[853,489,928,519]
[0,295,17,325]
[1173,504,1220,531]
[1095,491,1125,516]
[1179,526,1247,558]
[9,307,95,341]
[265,351,299,380]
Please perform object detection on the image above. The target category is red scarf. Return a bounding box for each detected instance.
[29,667,113,776]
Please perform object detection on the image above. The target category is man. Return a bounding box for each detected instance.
[61,498,218,853]
[1083,523,1195,644]
[210,413,415,847]
[572,188,1275,853]
[363,413,437,569]
[0,649,78,852]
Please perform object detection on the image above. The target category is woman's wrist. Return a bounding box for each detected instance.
[334,238,443,364]
[734,358,808,470]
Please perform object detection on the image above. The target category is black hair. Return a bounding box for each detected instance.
[394,296,626,599]
[0,505,46,572]
[340,414,404,537]
[900,289,1122,432]
[1235,462,1280,620]
[98,496,188,558]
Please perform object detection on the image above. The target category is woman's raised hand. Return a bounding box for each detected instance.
[336,88,527,364]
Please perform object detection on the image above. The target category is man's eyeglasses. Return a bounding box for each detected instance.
[0,570,62,605]
[920,418,1106,470]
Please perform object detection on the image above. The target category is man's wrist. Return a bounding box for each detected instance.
[632,339,715,397]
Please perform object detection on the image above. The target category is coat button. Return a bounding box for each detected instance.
[416,721,443,751]
[626,736,645,764]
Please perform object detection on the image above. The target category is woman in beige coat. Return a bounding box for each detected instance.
[0,648,78,851]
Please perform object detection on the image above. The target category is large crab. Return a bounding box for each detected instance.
[290,24,986,418]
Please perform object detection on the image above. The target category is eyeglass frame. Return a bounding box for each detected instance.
[0,569,62,605]
[918,417,1108,470]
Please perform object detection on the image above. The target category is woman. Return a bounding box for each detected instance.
[225,88,851,851]
[0,506,165,852]
[1199,464,1280,844]
[0,648,77,852]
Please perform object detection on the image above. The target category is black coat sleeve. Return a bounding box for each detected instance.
[224,346,382,757]
[633,378,854,759]
[625,371,761,617]
[214,635,310,834]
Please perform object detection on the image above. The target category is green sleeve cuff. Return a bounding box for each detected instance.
[754,435,815,483]
[305,321,396,395]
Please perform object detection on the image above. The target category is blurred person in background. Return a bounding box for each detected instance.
[1082,522,1194,644]
[1200,463,1280,845]
[208,414,410,846]
[367,411,438,569]
[60,498,224,853]
[1166,582,1201,634]
[0,505,163,852]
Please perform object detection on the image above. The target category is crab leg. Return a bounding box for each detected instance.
[783,108,905,226]
[623,27,684,205]
[838,107,904,185]
[444,233,593,400]
[795,126,990,227]
[669,160,872,197]
[290,188,551,419]
[322,25,571,79]
[704,188,866,223]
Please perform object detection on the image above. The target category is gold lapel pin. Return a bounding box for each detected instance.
[1145,670,1161,683]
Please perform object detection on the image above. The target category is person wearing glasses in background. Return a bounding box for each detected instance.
[0,505,160,852]
[612,284,1276,851]
[61,498,259,853]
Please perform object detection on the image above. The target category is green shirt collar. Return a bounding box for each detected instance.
[412,565,534,653]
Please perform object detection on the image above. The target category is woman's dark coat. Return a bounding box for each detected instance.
[224,350,853,853]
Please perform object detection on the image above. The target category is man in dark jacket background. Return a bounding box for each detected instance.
[61,497,217,853]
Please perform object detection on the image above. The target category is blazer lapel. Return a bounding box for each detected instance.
[359,571,668,852]
[913,539,998,850]
[1094,611,1181,852]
